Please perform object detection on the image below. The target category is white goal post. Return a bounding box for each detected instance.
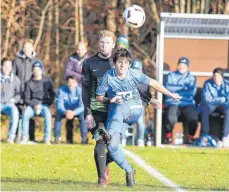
[155,12,229,146]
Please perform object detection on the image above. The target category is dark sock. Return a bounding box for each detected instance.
[94,139,106,178]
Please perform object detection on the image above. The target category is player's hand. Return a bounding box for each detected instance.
[149,98,161,109]
[65,110,75,120]
[110,96,123,104]
[86,115,95,129]
[171,93,182,102]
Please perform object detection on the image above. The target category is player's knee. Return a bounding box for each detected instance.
[94,142,106,155]
[107,142,118,154]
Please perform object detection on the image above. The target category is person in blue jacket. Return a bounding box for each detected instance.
[54,75,87,144]
[201,68,229,148]
[96,48,180,187]
[164,57,198,144]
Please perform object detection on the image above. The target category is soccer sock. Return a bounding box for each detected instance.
[94,139,106,179]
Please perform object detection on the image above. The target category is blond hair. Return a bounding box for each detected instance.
[99,30,116,43]
[23,39,34,47]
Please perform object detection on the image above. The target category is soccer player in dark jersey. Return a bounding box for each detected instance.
[82,30,116,187]
[96,48,181,187]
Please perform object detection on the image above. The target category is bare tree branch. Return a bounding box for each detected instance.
[132,41,156,68]
[34,0,53,48]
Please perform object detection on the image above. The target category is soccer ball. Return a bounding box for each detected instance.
[123,4,146,28]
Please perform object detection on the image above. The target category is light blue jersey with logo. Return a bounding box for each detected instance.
[96,68,150,105]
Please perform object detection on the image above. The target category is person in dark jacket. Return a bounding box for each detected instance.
[82,30,116,186]
[65,41,90,87]
[164,57,198,144]
[201,68,229,148]
[1,58,21,143]
[54,75,87,144]
[20,60,55,145]
[13,39,41,141]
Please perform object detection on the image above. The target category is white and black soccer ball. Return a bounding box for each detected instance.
[123,4,146,28]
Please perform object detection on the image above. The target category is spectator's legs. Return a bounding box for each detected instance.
[183,106,198,136]
[222,106,229,147]
[39,105,52,143]
[136,107,146,146]
[21,106,35,142]
[54,112,64,143]
[78,112,88,144]
[166,106,180,132]
[29,119,35,141]
[165,106,180,143]
[0,104,19,142]
[201,104,217,134]
[66,119,74,143]
[222,106,229,137]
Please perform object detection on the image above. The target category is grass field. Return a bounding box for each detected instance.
[1,143,229,191]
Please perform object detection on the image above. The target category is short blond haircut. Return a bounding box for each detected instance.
[99,30,116,43]
[23,39,34,47]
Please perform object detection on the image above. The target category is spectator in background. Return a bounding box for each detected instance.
[65,41,90,87]
[1,58,21,144]
[54,75,87,144]
[164,57,198,144]
[13,39,41,141]
[201,68,229,148]
[116,34,129,50]
[20,60,55,145]
[130,60,160,147]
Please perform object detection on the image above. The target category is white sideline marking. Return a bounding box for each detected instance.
[123,149,187,192]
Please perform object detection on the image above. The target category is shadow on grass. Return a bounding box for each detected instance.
[1,177,172,191]
[2,177,228,191]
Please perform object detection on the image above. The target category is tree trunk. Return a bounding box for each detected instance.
[106,0,117,33]
[79,0,84,42]
[55,0,60,85]
[174,0,180,12]
[187,0,191,13]
[151,0,160,25]
[2,0,16,58]
[180,0,185,13]
[74,0,79,46]
[224,0,229,14]
[204,0,209,13]
[34,0,52,49]
[123,0,130,35]
[44,0,53,63]
[200,0,205,13]
[192,0,197,13]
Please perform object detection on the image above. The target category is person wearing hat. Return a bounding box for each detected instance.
[20,60,55,145]
[13,39,42,142]
[54,74,87,144]
[116,34,129,50]
[201,67,229,147]
[164,57,198,144]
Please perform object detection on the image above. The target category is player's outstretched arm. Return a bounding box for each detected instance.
[149,78,181,101]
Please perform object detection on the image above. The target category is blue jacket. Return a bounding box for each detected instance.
[201,78,229,106]
[56,85,84,116]
[164,71,197,107]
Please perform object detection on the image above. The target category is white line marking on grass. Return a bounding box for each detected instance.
[123,148,187,192]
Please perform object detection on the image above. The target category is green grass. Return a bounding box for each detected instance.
[130,147,229,191]
[1,144,229,191]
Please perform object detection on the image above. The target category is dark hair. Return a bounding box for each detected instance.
[66,75,77,81]
[213,67,224,77]
[1,57,11,66]
[113,48,132,65]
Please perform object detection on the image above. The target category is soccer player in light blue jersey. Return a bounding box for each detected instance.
[96,48,181,187]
